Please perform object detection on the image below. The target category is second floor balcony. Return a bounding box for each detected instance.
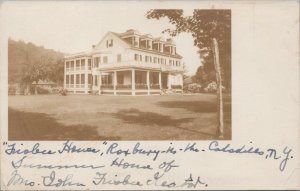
[93,60,183,73]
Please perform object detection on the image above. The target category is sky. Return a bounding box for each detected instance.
[1,1,201,75]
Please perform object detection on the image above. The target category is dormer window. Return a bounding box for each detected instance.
[106,39,113,48]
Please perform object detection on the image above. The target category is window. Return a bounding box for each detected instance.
[145,56,149,62]
[107,39,113,47]
[76,60,80,69]
[135,73,142,84]
[117,54,122,62]
[71,75,74,84]
[95,76,98,86]
[66,61,69,68]
[81,74,85,84]
[71,61,74,69]
[94,57,99,68]
[66,75,69,84]
[88,74,92,84]
[93,58,97,68]
[88,59,91,69]
[76,74,80,84]
[150,56,152,63]
[140,55,142,61]
[81,59,85,69]
[117,74,124,84]
[154,57,157,63]
[103,56,108,63]
[134,54,139,61]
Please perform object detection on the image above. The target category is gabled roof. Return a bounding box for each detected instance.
[112,32,183,59]
[65,30,183,59]
[93,31,131,51]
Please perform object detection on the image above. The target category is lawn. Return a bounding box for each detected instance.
[8,94,231,140]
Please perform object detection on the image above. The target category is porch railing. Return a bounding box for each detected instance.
[150,84,160,89]
[135,84,148,89]
[101,84,114,89]
[171,85,182,89]
[116,84,132,90]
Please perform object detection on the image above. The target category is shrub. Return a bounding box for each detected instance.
[187,83,202,93]
[37,86,51,94]
[8,85,16,95]
[204,81,225,93]
[171,85,182,89]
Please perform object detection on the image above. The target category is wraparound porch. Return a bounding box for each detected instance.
[92,68,183,95]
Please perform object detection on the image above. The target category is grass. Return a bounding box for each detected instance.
[8,93,231,140]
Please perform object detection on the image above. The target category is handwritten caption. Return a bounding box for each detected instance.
[2,141,294,189]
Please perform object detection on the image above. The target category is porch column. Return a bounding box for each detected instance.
[64,61,66,89]
[131,69,135,95]
[93,75,96,87]
[85,58,88,89]
[114,71,117,95]
[167,73,171,90]
[180,74,183,89]
[159,72,162,90]
[147,70,150,95]
[98,74,102,95]
[85,73,88,90]
[74,74,77,93]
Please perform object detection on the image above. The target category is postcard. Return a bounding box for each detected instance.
[0,0,299,190]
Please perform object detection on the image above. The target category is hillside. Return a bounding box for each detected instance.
[8,39,65,84]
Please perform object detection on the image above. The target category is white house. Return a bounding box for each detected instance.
[64,29,184,95]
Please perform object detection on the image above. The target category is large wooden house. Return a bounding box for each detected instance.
[64,29,184,95]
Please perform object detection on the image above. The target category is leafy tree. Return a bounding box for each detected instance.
[8,39,64,84]
[48,59,65,85]
[146,9,231,89]
[21,56,51,94]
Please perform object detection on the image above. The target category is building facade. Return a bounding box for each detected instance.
[64,29,184,95]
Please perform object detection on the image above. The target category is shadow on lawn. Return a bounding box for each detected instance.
[8,108,120,140]
[156,95,231,123]
[112,108,215,137]
[156,95,232,139]
[112,108,193,127]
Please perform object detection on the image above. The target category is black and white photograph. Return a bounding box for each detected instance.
[7,5,231,140]
[0,1,299,190]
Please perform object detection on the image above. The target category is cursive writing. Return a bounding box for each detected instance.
[111,157,153,170]
[209,141,264,155]
[42,170,85,187]
[58,140,100,154]
[93,172,143,186]
[7,170,35,187]
[208,141,293,171]
[11,156,105,170]
[5,143,56,155]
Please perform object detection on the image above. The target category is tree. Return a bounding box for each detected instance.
[146,9,230,138]
[146,9,231,89]
[48,59,64,85]
[21,56,51,94]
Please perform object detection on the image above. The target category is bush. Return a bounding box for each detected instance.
[171,85,182,89]
[186,83,202,93]
[37,86,51,94]
[8,85,16,95]
[204,81,225,93]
